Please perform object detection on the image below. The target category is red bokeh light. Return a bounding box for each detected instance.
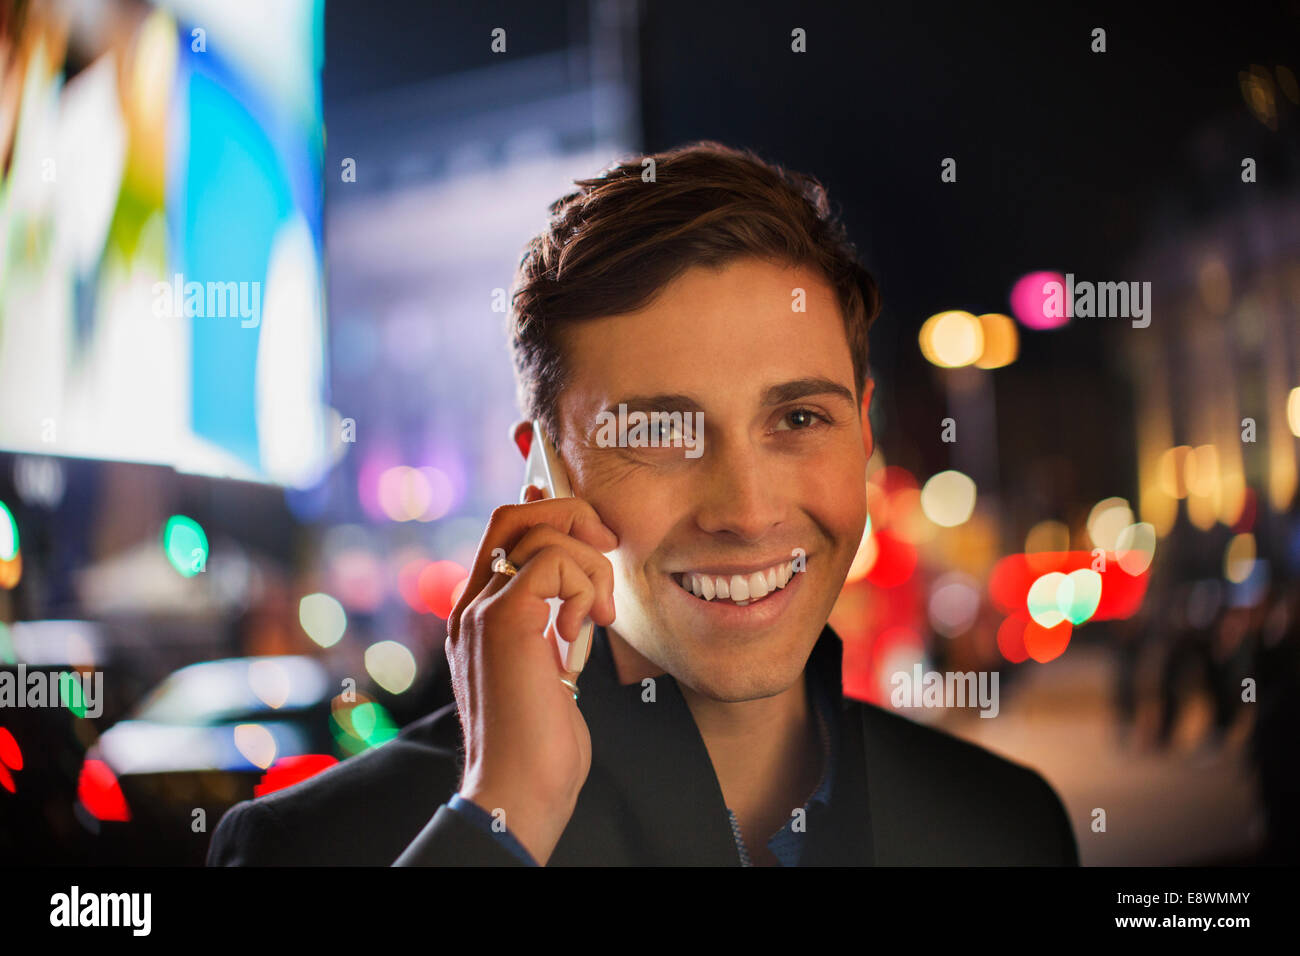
[864,531,917,589]
[0,726,22,771]
[996,615,1030,663]
[77,759,130,822]
[1023,619,1073,663]
[989,551,1149,622]
[418,560,470,619]
[254,754,339,797]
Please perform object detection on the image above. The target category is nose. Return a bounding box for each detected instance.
[692,433,786,542]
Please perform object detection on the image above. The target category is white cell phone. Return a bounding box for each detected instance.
[521,421,593,674]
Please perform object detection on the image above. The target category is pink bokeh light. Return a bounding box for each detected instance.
[1010,271,1068,330]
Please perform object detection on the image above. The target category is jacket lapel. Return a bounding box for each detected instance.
[551,625,741,865]
[801,624,876,866]
[550,623,881,866]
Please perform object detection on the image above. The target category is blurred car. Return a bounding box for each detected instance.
[77,655,399,865]
[0,620,139,864]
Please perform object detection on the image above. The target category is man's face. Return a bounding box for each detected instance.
[554,257,873,701]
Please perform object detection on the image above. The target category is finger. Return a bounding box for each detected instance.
[450,499,618,632]
[509,546,598,643]
[507,524,615,624]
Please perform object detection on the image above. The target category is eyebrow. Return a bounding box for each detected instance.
[760,377,856,407]
[605,377,856,415]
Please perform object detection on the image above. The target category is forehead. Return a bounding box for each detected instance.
[555,257,855,420]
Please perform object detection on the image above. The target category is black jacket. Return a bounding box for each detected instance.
[208,624,1079,865]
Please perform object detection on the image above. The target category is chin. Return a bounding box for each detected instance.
[650,621,816,702]
[678,658,804,702]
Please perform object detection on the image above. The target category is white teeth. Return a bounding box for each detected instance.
[678,558,801,604]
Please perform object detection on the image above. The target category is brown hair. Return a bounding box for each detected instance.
[509,141,881,442]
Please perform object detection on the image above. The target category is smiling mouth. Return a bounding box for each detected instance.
[672,559,798,607]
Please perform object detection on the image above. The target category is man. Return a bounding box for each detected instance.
[208,142,1078,866]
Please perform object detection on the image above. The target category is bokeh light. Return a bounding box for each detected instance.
[248,659,291,709]
[1023,619,1072,663]
[254,754,339,797]
[376,465,458,522]
[928,572,981,638]
[364,640,418,694]
[162,515,208,578]
[1115,522,1157,575]
[845,521,878,583]
[417,560,470,619]
[298,592,347,647]
[996,616,1030,663]
[919,310,984,368]
[1010,271,1068,330]
[1058,568,1103,625]
[920,470,977,527]
[1157,445,1193,499]
[1223,533,1256,584]
[233,723,277,769]
[1087,498,1134,551]
[0,727,23,773]
[863,530,917,588]
[1027,572,1068,628]
[974,313,1018,368]
[77,759,130,821]
[0,501,19,561]
[0,550,21,590]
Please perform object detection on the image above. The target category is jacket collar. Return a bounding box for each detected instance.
[551,622,874,865]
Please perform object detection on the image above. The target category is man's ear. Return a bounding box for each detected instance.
[512,420,533,460]
[859,378,876,460]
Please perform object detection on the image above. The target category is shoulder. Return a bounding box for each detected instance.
[207,703,462,866]
[849,700,1078,865]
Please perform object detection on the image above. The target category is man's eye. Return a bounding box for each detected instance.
[652,420,681,442]
[776,408,826,431]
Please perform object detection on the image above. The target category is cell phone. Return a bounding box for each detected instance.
[520,421,594,675]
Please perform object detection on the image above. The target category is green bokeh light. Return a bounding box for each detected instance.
[162,515,208,578]
[330,701,399,754]
[59,671,87,718]
[1058,569,1103,625]
[0,501,18,561]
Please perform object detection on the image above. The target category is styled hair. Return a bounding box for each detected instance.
[509,141,881,442]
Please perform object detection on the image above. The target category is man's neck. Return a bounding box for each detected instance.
[604,628,822,864]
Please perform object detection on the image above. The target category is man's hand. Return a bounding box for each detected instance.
[444,486,618,865]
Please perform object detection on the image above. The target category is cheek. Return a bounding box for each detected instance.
[800,441,869,539]
[588,493,673,585]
